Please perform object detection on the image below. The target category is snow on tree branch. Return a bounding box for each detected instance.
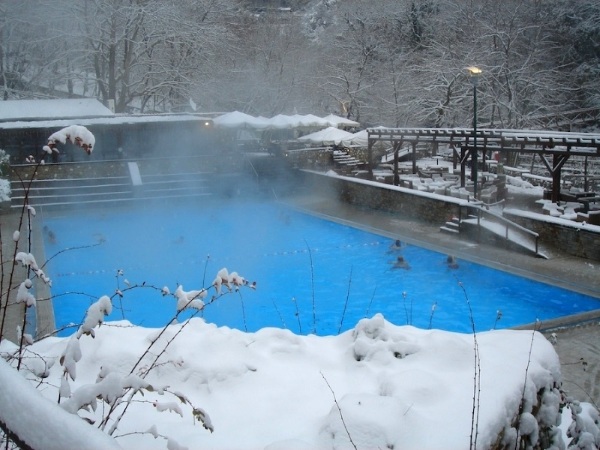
[61,372,152,415]
[16,280,36,308]
[15,252,39,270]
[174,286,207,312]
[76,295,113,338]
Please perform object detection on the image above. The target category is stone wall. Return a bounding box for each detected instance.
[301,170,468,224]
[504,210,600,261]
[9,154,242,183]
[10,161,130,181]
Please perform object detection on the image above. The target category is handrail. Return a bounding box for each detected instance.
[244,155,260,182]
[467,203,539,254]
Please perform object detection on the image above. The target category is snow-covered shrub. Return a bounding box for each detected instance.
[0,149,10,201]
[0,149,10,175]
[0,178,11,202]
[44,124,95,156]
[566,399,600,449]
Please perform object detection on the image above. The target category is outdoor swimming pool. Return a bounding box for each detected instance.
[42,200,600,336]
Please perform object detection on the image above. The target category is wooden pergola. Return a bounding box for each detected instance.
[366,128,600,203]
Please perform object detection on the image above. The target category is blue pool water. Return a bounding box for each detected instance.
[42,200,600,336]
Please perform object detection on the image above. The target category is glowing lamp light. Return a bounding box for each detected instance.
[466,66,482,76]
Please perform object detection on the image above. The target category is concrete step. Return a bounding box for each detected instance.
[440,225,460,234]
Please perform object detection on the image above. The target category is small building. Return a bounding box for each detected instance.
[0,99,216,163]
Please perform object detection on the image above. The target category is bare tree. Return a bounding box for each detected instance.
[202,10,318,115]
[1,0,599,126]
[58,0,237,113]
[0,1,75,100]
[545,0,600,111]
[314,0,395,123]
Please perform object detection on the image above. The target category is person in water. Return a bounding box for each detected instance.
[43,226,56,244]
[392,255,411,270]
[446,255,459,269]
[388,239,403,252]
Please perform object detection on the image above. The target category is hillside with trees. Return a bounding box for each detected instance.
[1,0,598,128]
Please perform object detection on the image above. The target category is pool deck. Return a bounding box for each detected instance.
[285,193,600,406]
[0,209,54,346]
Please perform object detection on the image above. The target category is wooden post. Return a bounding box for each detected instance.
[411,142,417,174]
[393,140,403,186]
[367,136,374,180]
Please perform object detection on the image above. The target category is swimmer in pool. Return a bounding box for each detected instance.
[446,255,459,269]
[392,255,411,270]
[388,239,403,252]
[43,226,57,244]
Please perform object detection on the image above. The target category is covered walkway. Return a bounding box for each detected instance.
[366,128,600,203]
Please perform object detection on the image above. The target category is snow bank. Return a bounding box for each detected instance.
[3,315,570,449]
[0,357,121,449]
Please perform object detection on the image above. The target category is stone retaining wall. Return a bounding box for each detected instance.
[301,170,468,224]
[504,210,600,261]
[10,160,130,181]
[9,155,239,183]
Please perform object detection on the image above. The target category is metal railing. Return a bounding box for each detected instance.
[467,202,540,255]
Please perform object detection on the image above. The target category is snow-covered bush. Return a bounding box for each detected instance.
[565,399,600,449]
[0,149,11,201]
[44,124,95,156]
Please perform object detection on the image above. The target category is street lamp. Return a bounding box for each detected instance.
[467,66,482,200]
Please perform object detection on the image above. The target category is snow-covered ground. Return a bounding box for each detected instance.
[2,311,597,450]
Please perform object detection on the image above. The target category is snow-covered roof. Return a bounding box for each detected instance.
[0,98,114,121]
[0,114,213,130]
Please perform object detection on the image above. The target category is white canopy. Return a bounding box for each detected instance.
[293,114,331,128]
[298,127,354,145]
[269,114,300,129]
[340,126,387,147]
[323,114,360,128]
[213,112,358,130]
[212,111,269,128]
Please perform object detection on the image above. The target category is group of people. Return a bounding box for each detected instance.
[388,239,459,270]
[387,239,410,270]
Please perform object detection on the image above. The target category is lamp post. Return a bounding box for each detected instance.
[467,66,482,200]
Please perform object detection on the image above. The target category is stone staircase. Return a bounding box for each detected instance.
[440,216,461,235]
